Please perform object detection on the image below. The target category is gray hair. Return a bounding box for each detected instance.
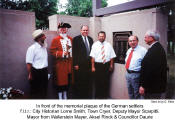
[80,25,89,30]
[145,30,160,41]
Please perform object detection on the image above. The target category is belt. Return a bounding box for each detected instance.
[95,61,110,65]
[127,69,140,73]
[32,67,48,71]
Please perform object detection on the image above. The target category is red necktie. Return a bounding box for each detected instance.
[125,49,134,69]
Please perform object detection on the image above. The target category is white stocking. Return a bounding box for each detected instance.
[58,92,62,100]
[63,91,67,99]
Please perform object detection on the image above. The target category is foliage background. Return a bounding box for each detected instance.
[0,0,108,29]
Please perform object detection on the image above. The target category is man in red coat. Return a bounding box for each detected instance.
[50,22,72,99]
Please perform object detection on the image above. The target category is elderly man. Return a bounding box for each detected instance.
[50,22,72,99]
[26,29,48,99]
[139,30,167,99]
[72,25,94,99]
[90,31,116,99]
[125,35,147,99]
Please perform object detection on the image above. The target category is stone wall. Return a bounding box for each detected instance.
[99,8,167,99]
[0,8,35,94]
[0,9,3,87]
[0,8,168,99]
[49,15,90,37]
[0,9,59,97]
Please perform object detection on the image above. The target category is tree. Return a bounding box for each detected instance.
[63,0,108,17]
[28,0,58,29]
[0,0,58,29]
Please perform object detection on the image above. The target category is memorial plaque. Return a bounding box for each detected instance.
[113,31,132,64]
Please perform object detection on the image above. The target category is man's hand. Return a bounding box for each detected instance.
[109,65,113,72]
[92,67,96,72]
[26,63,32,81]
[74,65,79,70]
[28,72,32,81]
[139,86,145,95]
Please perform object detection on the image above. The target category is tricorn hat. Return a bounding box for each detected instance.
[32,29,43,39]
[58,22,71,29]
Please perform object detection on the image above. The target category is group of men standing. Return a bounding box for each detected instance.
[26,22,167,99]
[125,31,167,99]
[26,23,115,99]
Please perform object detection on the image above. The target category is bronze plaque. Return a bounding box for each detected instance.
[113,31,132,64]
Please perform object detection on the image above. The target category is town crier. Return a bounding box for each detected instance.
[50,22,72,99]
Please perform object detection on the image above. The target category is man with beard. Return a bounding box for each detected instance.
[26,29,48,99]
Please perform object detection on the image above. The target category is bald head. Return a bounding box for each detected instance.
[128,35,139,49]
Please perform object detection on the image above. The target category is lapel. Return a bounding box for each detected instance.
[147,42,158,53]
[79,35,92,50]
[79,35,86,51]
[144,42,159,62]
[87,36,92,50]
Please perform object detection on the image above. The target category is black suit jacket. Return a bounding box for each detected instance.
[72,35,93,69]
[140,42,167,93]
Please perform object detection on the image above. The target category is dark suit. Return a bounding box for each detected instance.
[72,35,93,99]
[140,42,167,95]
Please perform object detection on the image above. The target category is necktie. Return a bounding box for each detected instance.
[101,45,106,64]
[84,37,89,56]
[125,49,134,69]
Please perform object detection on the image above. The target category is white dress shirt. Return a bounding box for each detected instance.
[82,35,90,49]
[125,45,147,71]
[90,41,116,63]
[26,42,48,69]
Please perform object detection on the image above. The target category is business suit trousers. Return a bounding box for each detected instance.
[126,71,140,99]
[73,66,92,99]
[94,62,110,99]
[30,67,48,99]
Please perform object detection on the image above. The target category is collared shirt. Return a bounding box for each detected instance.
[125,45,147,71]
[60,34,72,58]
[26,42,48,69]
[90,41,116,63]
[81,35,90,49]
